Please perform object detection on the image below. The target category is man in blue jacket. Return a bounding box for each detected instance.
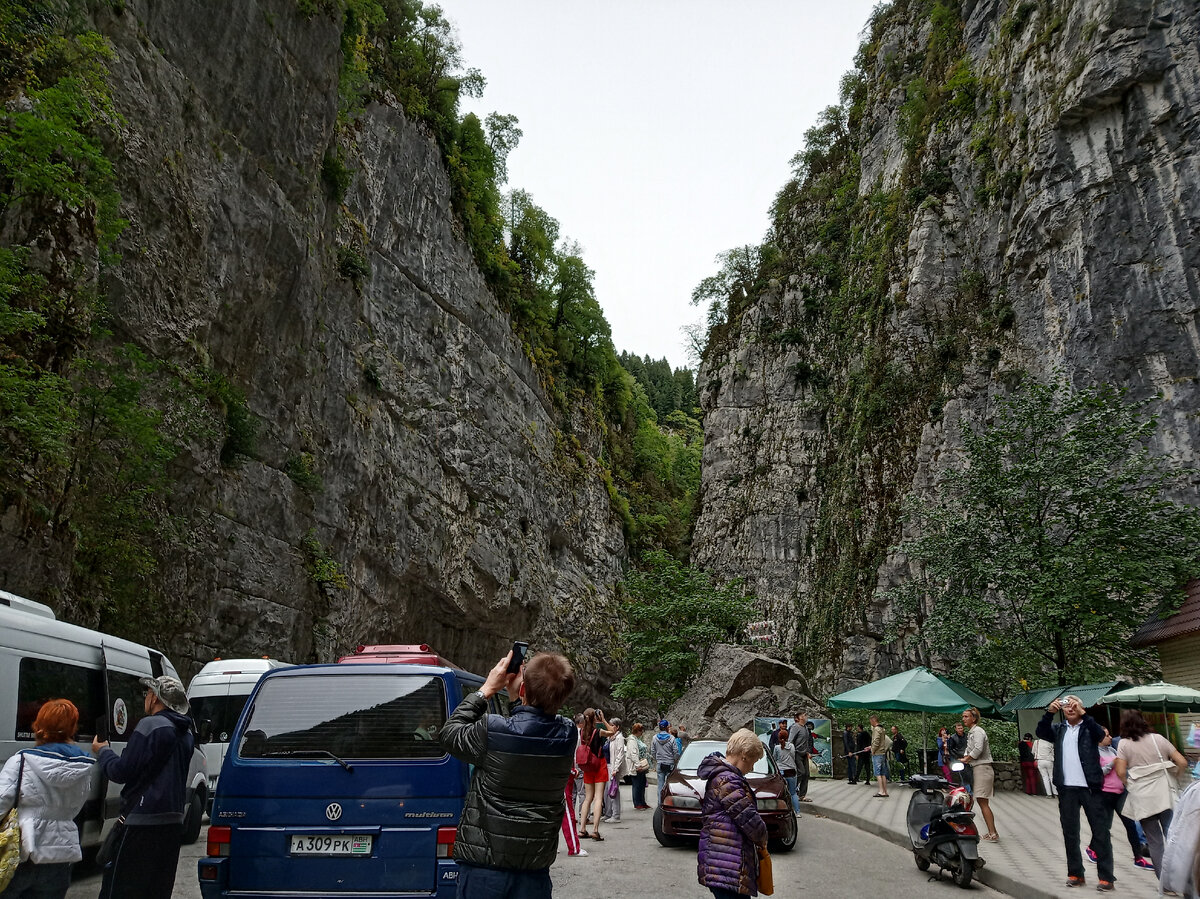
[92,675,195,899]
[1036,695,1114,891]
[651,719,680,802]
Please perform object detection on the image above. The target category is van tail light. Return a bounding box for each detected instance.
[436,826,457,859]
[207,825,231,857]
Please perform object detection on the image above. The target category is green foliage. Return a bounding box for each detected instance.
[321,149,353,202]
[612,551,757,710]
[300,528,348,590]
[285,452,323,493]
[605,381,702,559]
[1001,1,1038,39]
[336,244,370,283]
[690,244,781,346]
[892,379,1200,697]
[199,373,256,465]
[67,347,180,621]
[618,353,697,420]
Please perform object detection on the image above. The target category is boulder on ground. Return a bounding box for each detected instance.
[666,644,820,739]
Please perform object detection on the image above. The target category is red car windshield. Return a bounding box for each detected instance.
[677,740,774,775]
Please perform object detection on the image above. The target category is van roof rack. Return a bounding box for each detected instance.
[0,590,56,620]
[337,643,463,670]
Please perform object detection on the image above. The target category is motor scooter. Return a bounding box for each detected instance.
[906,761,980,888]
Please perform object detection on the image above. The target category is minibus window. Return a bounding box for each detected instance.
[16,658,104,741]
[106,671,150,742]
[238,674,447,760]
[189,694,250,743]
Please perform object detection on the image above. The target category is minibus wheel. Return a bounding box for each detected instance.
[182,789,205,844]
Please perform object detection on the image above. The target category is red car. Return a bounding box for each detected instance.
[653,740,798,852]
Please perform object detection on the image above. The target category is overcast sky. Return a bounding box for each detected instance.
[448,1,880,369]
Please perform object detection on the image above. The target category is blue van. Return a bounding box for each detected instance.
[198,662,501,898]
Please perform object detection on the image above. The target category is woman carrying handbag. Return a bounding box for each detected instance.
[696,729,769,898]
[0,700,94,899]
[1114,709,1189,879]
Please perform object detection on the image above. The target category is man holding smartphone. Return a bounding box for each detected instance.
[440,646,578,898]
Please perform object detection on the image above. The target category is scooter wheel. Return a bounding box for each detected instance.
[914,852,930,872]
[954,860,974,888]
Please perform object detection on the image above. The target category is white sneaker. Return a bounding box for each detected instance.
[569,848,589,857]
[608,817,620,823]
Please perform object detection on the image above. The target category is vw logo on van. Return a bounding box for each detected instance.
[325,803,343,821]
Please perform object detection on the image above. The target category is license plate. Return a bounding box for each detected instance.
[289,834,373,856]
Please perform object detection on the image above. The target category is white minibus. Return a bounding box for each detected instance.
[0,589,209,845]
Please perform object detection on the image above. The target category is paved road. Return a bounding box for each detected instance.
[67,800,1001,897]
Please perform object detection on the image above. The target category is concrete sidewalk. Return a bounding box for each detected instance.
[804,778,1163,898]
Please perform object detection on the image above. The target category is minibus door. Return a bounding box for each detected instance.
[96,641,115,822]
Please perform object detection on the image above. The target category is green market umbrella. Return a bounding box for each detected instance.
[826,667,1001,773]
[1099,681,1200,718]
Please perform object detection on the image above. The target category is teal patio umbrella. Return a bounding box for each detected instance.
[826,666,1001,773]
[1098,681,1200,713]
[1099,682,1200,739]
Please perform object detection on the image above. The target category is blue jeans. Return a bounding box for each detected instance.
[783,774,801,813]
[658,763,673,801]
[632,770,647,807]
[456,862,552,899]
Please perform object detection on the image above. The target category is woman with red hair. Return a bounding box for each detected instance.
[0,699,96,898]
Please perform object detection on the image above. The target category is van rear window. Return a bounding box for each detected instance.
[190,694,251,744]
[238,674,447,760]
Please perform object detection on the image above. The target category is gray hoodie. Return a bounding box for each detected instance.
[651,730,680,767]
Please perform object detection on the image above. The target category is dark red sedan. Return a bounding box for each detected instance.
[653,740,798,852]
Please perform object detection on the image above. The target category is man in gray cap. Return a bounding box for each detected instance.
[92,675,196,899]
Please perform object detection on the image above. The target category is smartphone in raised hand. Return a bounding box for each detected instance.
[507,641,529,674]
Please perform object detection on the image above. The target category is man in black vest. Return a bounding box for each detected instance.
[440,650,577,898]
[1036,695,1113,891]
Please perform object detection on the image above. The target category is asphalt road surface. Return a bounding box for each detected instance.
[66,802,1001,898]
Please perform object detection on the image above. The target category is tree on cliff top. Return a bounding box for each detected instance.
[612,551,756,710]
[892,379,1200,696]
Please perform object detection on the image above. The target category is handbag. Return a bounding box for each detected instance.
[607,777,619,798]
[574,742,601,773]
[756,843,774,895]
[96,817,126,866]
[0,754,25,892]
[1124,735,1180,820]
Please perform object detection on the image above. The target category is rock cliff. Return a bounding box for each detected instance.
[0,0,625,685]
[692,0,1200,690]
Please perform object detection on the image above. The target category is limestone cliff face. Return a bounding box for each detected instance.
[0,0,625,684]
[692,0,1200,689]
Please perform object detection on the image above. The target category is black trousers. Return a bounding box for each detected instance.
[846,753,858,781]
[1059,786,1113,883]
[796,755,810,798]
[1090,791,1142,859]
[99,822,183,899]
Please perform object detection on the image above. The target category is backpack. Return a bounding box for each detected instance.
[575,740,601,772]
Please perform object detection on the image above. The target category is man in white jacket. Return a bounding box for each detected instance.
[0,699,95,897]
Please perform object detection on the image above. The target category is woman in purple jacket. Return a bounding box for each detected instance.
[697,729,768,899]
